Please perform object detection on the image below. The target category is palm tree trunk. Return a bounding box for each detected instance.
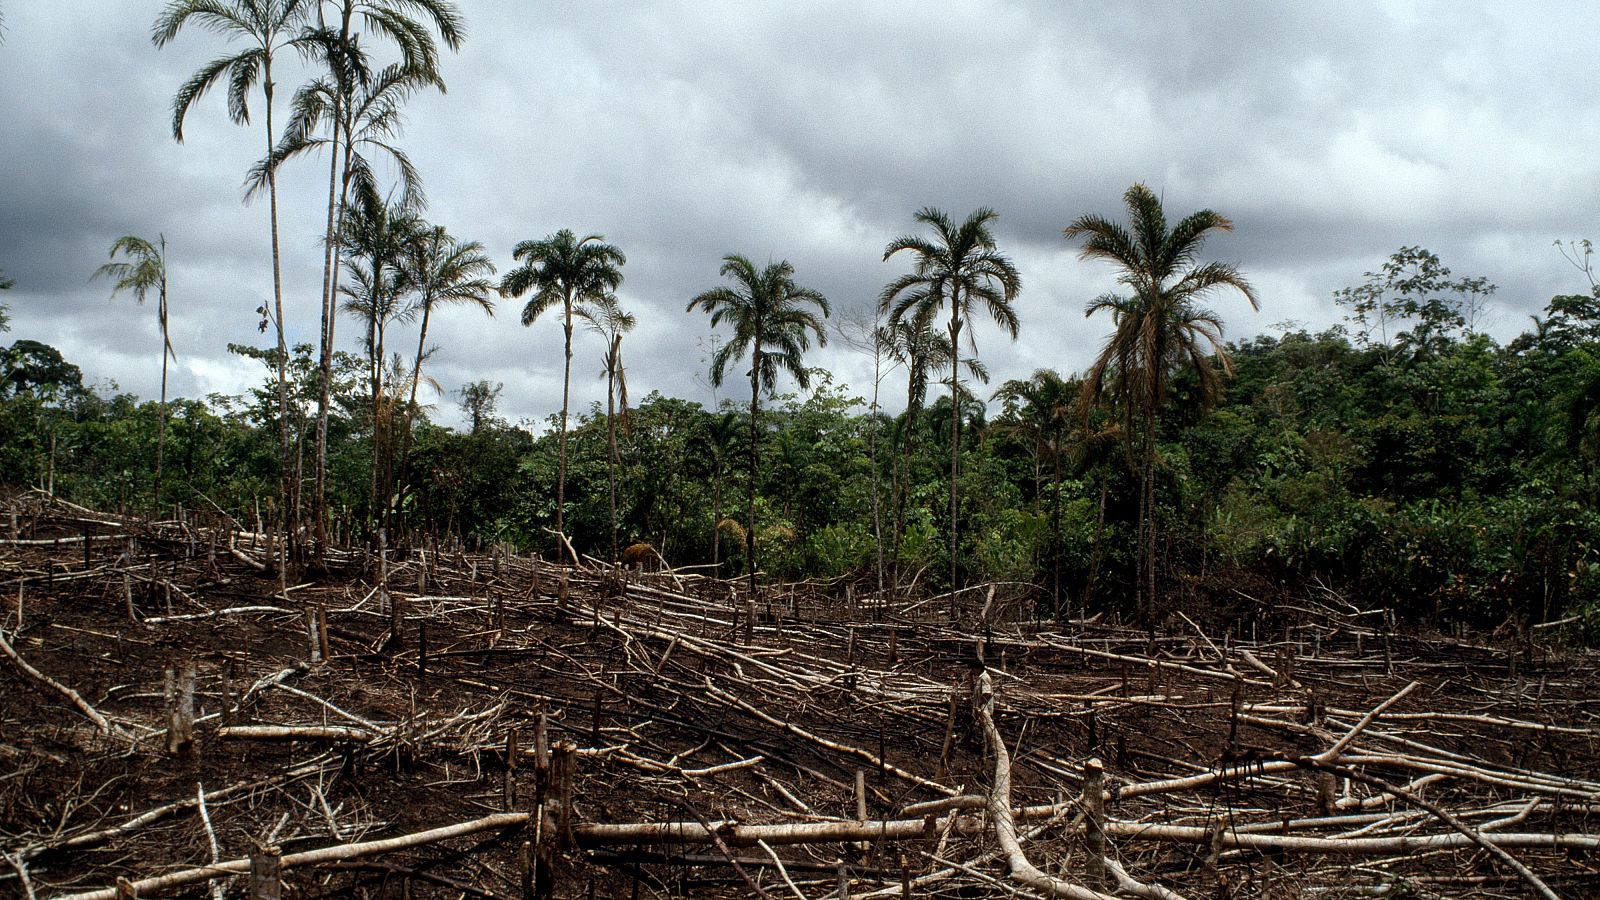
[868,349,884,599]
[557,297,573,542]
[948,309,962,591]
[312,62,347,569]
[891,399,916,588]
[157,329,168,508]
[606,346,619,565]
[1051,443,1063,618]
[394,301,434,523]
[263,55,294,554]
[1138,426,1156,621]
[367,296,383,530]
[155,266,169,508]
[747,353,761,606]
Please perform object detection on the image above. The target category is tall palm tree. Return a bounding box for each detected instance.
[337,185,423,526]
[93,235,175,506]
[1065,182,1257,619]
[992,369,1073,614]
[268,0,462,564]
[498,230,626,544]
[876,315,982,584]
[302,0,460,560]
[688,255,830,604]
[581,293,637,564]
[881,207,1021,589]
[154,0,316,534]
[272,58,442,563]
[395,225,495,510]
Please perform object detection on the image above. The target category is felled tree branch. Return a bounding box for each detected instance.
[0,627,131,743]
[975,671,1186,900]
[58,813,531,900]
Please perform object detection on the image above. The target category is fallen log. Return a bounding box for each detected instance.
[975,671,1183,900]
[57,812,531,900]
[215,725,373,743]
[575,814,981,848]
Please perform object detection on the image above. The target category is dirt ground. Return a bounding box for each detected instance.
[2,493,1597,899]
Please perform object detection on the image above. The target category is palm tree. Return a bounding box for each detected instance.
[881,207,1021,589]
[93,235,175,506]
[154,0,316,533]
[581,293,637,564]
[1065,182,1257,619]
[688,255,830,604]
[498,230,626,545]
[690,410,743,569]
[876,315,982,584]
[266,0,462,564]
[993,369,1073,614]
[336,186,423,525]
[395,225,495,510]
[253,60,437,554]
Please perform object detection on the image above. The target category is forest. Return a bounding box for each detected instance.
[5,237,1600,636]
[3,3,1600,899]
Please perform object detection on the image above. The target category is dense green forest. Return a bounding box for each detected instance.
[5,238,1600,636]
[2,1,1598,639]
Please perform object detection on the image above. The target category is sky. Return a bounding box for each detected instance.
[3,1,1599,430]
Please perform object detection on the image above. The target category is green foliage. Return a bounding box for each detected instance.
[12,233,1600,641]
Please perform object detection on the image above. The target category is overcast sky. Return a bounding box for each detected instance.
[3,1,1598,430]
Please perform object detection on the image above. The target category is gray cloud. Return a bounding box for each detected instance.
[3,1,1598,428]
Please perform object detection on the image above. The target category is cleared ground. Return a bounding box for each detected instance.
[2,492,1596,899]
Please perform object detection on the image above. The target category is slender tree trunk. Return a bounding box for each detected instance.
[947,308,962,591]
[868,343,884,598]
[155,263,169,508]
[1137,420,1157,622]
[367,295,382,531]
[747,350,761,606]
[711,466,722,567]
[394,300,434,527]
[375,318,394,534]
[891,399,916,588]
[606,342,619,565]
[312,46,347,569]
[156,337,168,507]
[1051,442,1062,618]
[556,296,573,540]
[1143,439,1157,619]
[263,56,294,555]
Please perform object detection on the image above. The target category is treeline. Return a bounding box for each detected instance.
[4,242,1600,635]
[2,2,1598,637]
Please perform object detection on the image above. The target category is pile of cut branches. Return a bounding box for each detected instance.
[1,492,1596,898]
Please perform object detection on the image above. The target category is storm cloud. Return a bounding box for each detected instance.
[3,1,1597,427]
